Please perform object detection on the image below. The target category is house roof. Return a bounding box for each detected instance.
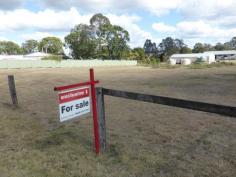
[171,53,202,58]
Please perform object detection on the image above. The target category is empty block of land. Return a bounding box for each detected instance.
[0,66,235,177]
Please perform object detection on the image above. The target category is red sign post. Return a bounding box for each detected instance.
[54,68,100,154]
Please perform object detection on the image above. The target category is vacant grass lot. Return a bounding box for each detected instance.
[0,66,235,177]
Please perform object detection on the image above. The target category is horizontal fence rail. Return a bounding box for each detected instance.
[102,88,236,118]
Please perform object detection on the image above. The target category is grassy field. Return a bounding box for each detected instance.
[0,66,235,177]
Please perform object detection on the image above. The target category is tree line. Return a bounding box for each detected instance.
[141,36,236,62]
[0,37,63,55]
[0,13,236,62]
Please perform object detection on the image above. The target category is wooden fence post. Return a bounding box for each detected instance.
[96,87,106,152]
[8,75,18,107]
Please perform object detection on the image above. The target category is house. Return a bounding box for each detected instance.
[204,50,236,60]
[0,55,24,60]
[169,50,236,65]
[0,52,51,60]
[170,53,202,64]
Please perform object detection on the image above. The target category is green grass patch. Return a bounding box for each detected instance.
[42,55,63,61]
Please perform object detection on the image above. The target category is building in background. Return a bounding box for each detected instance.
[204,50,236,60]
[24,52,51,60]
[170,50,236,65]
[170,53,202,64]
[0,52,51,60]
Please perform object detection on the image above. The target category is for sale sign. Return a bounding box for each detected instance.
[58,87,90,122]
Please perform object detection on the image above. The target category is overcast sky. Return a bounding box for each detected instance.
[0,0,236,48]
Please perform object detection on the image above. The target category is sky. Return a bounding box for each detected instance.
[0,0,236,48]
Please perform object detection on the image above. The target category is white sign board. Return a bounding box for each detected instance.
[58,87,90,122]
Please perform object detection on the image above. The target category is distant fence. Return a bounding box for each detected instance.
[0,59,137,69]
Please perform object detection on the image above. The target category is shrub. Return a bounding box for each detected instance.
[41,55,63,61]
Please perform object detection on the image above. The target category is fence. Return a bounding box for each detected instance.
[0,60,137,69]
[5,72,236,154]
[96,87,236,152]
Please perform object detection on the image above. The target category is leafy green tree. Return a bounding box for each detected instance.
[180,46,192,54]
[192,43,213,53]
[65,24,96,59]
[90,13,110,35]
[192,43,205,53]
[224,37,236,50]
[90,13,111,58]
[39,37,63,54]
[143,39,158,57]
[0,41,23,54]
[214,43,226,51]
[65,14,130,59]
[158,37,187,61]
[22,39,38,54]
[129,47,146,61]
[104,24,130,59]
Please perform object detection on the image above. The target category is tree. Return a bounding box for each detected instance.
[158,37,187,61]
[104,25,130,59]
[90,13,111,58]
[65,14,130,59]
[192,43,205,53]
[159,37,178,56]
[90,13,110,35]
[129,47,146,61]
[65,24,96,59]
[214,43,226,51]
[192,43,213,53]
[22,39,38,54]
[0,41,23,54]
[180,46,192,54]
[38,37,63,54]
[224,37,236,50]
[143,39,158,57]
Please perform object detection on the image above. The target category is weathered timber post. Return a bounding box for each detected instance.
[96,87,107,152]
[8,75,18,107]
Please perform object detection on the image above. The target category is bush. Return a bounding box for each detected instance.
[188,61,236,69]
[41,55,63,61]
[139,57,160,65]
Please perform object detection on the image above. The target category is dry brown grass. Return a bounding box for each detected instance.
[0,66,235,177]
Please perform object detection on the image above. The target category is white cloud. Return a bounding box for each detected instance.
[179,0,236,19]
[21,32,57,40]
[2,0,236,47]
[141,0,182,16]
[152,23,176,32]
[0,7,151,47]
[176,21,236,39]
[0,8,92,33]
[40,0,183,16]
[0,36,8,41]
[0,0,24,10]
[178,0,236,27]
[107,14,152,47]
[152,20,236,46]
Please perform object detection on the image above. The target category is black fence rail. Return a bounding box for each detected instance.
[96,87,236,152]
[102,88,236,118]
